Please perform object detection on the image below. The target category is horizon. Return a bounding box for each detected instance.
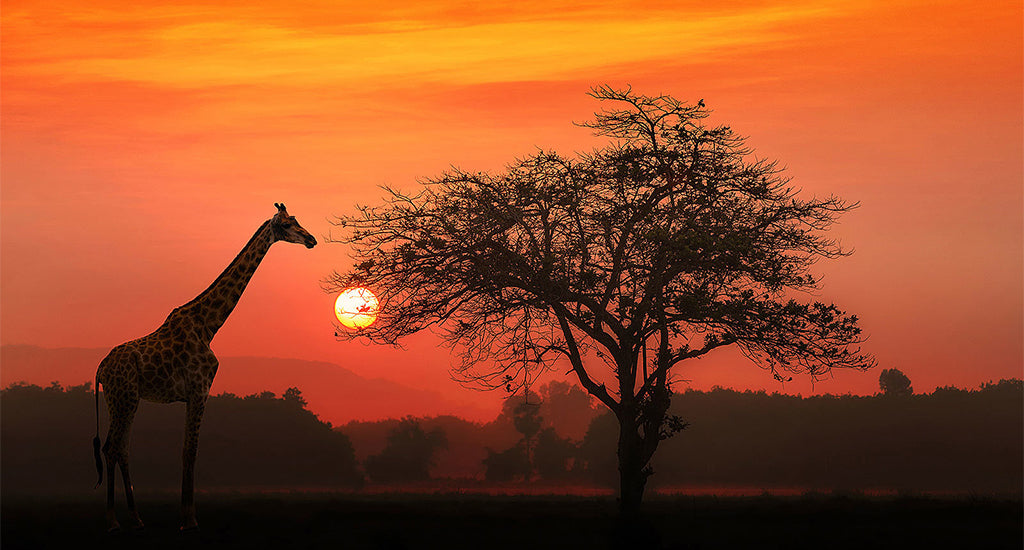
[1,343,1018,426]
[3,0,1022,422]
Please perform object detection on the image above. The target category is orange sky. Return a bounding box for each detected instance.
[2,0,1021,421]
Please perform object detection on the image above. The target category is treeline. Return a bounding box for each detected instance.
[341,381,600,481]
[344,380,1023,493]
[1,382,362,495]
[646,380,1022,493]
[2,379,1021,496]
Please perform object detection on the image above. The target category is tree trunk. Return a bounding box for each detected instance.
[617,415,650,517]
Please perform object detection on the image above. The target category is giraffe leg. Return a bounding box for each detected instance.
[102,393,138,533]
[119,461,144,529]
[104,452,119,532]
[180,397,206,530]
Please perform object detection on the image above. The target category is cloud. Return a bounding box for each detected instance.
[5,1,839,90]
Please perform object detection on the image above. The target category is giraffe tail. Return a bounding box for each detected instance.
[93,373,103,488]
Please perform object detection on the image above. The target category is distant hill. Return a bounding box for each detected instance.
[0,345,489,424]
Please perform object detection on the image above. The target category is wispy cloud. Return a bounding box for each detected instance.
[5,2,840,90]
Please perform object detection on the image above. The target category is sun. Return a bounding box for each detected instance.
[334,287,379,330]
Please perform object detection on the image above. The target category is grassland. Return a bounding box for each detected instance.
[3,492,1020,549]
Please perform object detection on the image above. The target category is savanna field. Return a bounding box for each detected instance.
[3,378,1021,549]
[4,493,1022,549]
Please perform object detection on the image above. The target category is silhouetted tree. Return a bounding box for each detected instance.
[489,391,540,440]
[539,381,601,441]
[485,393,545,479]
[482,442,530,482]
[327,85,875,515]
[364,417,447,483]
[534,427,579,480]
[494,391,539,420]
[579,412,619,486]
[282,386,308,407]
[512,400,542,473]
[879,368,913,396]
[486,388,592,481]
[980,378,1023,395]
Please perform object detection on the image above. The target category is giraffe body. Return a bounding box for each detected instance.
[94,203,316,531]
[99,312,218,404]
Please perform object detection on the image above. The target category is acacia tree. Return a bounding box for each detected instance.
[326,86,874,514]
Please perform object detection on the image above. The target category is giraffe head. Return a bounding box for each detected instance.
[270,203,317,248]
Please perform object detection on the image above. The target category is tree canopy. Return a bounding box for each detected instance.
[364,417,448,483]
[879,368,913,396]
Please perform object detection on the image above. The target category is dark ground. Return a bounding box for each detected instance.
[2,493,1021,550]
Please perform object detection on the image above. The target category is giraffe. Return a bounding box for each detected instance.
[92,203,317,531]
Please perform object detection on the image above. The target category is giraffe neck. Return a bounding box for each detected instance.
[181,219,276,341]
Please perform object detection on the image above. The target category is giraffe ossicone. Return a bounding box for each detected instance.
[93,203,316,531]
